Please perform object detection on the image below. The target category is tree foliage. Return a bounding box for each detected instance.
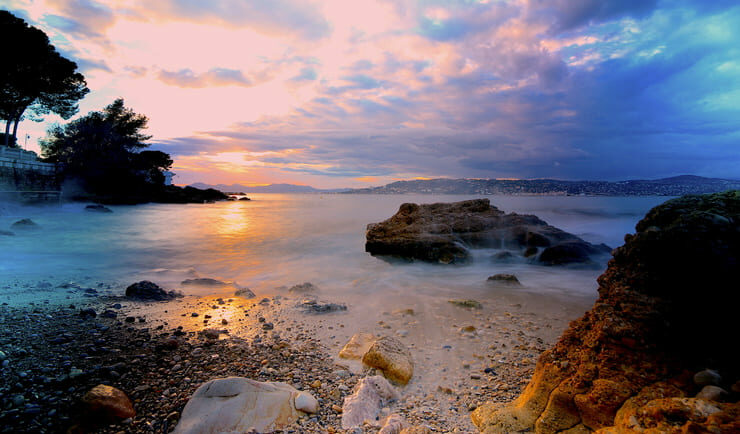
[41,99,173,199]
[0,10,89,146]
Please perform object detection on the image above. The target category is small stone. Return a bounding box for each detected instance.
[486,274,521,285]
[461,325,476,333]
[191,312,199,317]
[221,319,228,325]
[310,380,322,389]
[332,404,343,413]
[295,392,319,414]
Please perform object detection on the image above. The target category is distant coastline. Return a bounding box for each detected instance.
[191,175,740,197]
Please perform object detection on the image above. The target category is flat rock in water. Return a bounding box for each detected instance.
[81,384,135,422]
[486,273,521,286]
[448,299,482,309]
[339,333,377,360]
[341,375,399,429]
[0,230,14,236]
[365,199,610,264]
[362,336,414,385]
[173,377,317,434]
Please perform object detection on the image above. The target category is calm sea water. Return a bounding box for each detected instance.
[0,194,671,305]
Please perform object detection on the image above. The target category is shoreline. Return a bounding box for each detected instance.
[0,279,590,433]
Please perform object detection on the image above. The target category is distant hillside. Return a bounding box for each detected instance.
[344,175,740,196]
[189,182,349,194]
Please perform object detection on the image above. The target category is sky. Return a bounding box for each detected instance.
[4,0,740,188]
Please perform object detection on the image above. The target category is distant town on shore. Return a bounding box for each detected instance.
[192,175,740,196]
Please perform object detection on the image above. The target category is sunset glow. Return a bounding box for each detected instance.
[5,0,740,188]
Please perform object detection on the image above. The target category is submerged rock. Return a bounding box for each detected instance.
[362,336,414,385]
[472,191,740,433]
[173,377,317,434]
[11,218,39,229]
[234,287,256,298]
[486,273,521,286]
[85,204,113,213]
[448,299,482,309]
[181,277,228,287]
[288,282,318,293]
[365,199,610,264]
[297,298,347,314]
[341,375,399,429]
[0,230,14,236]
[125,280,180,301]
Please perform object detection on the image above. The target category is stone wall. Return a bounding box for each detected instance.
[0,147,60,201]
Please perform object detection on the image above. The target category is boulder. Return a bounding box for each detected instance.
[339,333,377,360]
[125,280,180,301]
[486,273,521,286]
[365,199,610,264]
[81,384,135,422]
[85,204,113,213]
[490,251,515,263]
[472,191,740,433]
[173,377,317,434]
[362,336,414,385]
[341,375,399,429]
[11,218,39,229]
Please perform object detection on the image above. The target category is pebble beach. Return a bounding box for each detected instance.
[0,276,589,433]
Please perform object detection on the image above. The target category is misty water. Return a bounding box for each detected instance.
[0,194,671,308]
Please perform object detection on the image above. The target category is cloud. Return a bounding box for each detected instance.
[145,0,331,40]
[157,68,253,88]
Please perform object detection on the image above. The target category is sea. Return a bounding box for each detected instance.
[0,194,672,308]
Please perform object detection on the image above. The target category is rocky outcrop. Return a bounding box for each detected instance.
[11,218,39,229]
[125,281,180,301]
[472,191,740,433]
[365,199,610,264]
[174,377,318,433]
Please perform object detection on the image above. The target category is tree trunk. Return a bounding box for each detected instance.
[11,116,21,146]
[3,121,9,147]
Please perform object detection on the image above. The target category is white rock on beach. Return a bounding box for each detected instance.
[341,375,399,429]
[173,377,317,434]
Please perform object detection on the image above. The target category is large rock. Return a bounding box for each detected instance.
[472,191,740,433]
[362,336,414,385]
[125,280,180,301]
[341,375,400,429]
[81,384,135,422]
[365,199,610,264]
[173,377,318,434]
